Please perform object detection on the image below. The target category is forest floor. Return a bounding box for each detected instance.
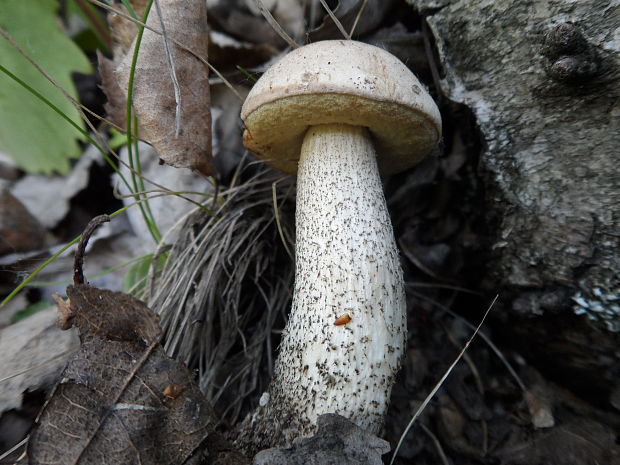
[0,1,618,464]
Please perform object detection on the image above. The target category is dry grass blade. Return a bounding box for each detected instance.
[349,0,368,37]
[252,0,299,48]
[272,178,294,260]
[0,437,27,463]
[419,423,450,465]
[318,0,351,40]
[148,164,295,423]
[389,295,499,465]
[407,286,526,392]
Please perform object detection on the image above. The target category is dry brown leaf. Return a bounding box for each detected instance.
[97,51,127,130]
[27,284,217,464]
[25,216,248,464]
[0,188,46,256]
[106,0,213,175]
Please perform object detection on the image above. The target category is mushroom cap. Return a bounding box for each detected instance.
[241,40,442,175]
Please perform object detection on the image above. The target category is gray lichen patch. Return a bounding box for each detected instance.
[572,283,620,332]
[422,0,619,326]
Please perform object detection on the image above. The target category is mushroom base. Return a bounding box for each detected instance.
[236,123,406,451]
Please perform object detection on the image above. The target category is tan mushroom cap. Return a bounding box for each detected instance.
[241,40,442,175]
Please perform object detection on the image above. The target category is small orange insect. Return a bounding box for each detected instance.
[163,384,185,399]
[334,313,352,326]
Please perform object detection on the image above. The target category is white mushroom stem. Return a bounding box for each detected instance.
[263,123,406,442]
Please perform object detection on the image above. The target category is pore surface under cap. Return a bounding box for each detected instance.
[241,40,442,175]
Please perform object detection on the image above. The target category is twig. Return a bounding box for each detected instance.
[419,423,450,465]
[318,0,350,40]
[272,178,294,260]
[389,295,499,465]
[253,0,299,48]
[0,436,27,463]
[73,215,110,285]
[349,0,368,37]
[152,0,182,136]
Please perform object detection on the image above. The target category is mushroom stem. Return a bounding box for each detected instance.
[237,41,441,452]
[266,123,406,442]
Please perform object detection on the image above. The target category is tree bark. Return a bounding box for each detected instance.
[408,0,620,405]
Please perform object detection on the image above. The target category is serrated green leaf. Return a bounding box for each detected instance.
[0,0,92,174]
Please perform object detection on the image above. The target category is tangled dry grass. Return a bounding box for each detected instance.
[148,162,295,423]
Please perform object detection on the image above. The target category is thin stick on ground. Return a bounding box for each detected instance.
[408,287,527,392]
[73,215,110,285]
[152,0,183,136]
[349,0,368,37]
[318,0,351,39]
[389,295,499,465]
[420,423,450,465]
[253,0,299,48]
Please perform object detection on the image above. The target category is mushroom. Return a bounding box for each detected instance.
[240,40,441,447]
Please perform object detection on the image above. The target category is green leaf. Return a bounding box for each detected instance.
[108,128,129,150]
[65,0,110,52]
[0,0,92,174]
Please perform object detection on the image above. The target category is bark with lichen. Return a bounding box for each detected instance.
[408,0,620,404]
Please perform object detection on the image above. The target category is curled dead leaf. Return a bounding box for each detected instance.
[102,0,214,175]
[26,216,235,464]
[29,283,216,464]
